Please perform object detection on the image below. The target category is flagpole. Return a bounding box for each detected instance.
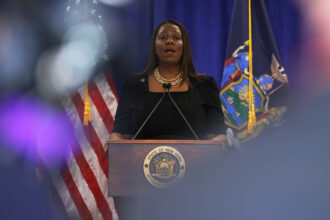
[247,0,256,133]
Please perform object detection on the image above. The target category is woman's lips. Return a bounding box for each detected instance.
[165,49,175,54]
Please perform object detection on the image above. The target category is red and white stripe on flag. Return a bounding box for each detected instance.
[51,72,119,220]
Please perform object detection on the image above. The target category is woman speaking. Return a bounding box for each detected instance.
[110,19,227,146]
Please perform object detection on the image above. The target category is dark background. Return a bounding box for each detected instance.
[0,0,302,99]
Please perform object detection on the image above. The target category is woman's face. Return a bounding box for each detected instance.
[155,23,183,65]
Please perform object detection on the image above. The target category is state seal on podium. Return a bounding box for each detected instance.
[143,146,185,188]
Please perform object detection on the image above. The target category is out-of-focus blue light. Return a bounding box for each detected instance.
[36,23,106,98]
[98,0,133,7]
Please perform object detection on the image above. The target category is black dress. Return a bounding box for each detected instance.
[112,73,226,139]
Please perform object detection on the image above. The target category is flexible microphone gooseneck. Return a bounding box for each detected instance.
[165,83,200,140]
[132,83,168,139]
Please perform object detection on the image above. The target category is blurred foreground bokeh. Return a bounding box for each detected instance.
[1,0,330,219]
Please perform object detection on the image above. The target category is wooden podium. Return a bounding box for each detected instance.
[107,139,222,197]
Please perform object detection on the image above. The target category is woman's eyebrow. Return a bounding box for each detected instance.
[158,30,181,35]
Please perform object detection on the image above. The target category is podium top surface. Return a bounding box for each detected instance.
[107,139,222,144]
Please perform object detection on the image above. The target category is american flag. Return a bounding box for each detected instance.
[49,72,119,219]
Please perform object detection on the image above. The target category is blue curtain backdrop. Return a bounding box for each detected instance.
[109,0,301,96]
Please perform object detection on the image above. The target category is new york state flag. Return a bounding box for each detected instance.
[221,0,290,144]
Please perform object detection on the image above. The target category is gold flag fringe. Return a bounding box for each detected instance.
[83,83,91,126]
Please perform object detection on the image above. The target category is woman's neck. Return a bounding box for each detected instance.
[158,64,181,78]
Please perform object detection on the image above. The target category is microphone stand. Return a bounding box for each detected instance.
[165,83,200,140]
[132,83,168,140]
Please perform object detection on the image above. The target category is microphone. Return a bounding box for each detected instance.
[132,83,168,139]
[165,83,200,140]
[163,83,171,90]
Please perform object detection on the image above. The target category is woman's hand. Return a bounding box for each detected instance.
[105,132,130,152]
[108,132,130,140]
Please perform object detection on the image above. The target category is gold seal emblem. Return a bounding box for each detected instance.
[143,146,185,188]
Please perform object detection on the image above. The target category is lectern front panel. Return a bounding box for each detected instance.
[108,140,222,196]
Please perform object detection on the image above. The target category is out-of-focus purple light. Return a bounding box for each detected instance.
[0,95,75,168]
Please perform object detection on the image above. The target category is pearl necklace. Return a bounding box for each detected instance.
[153,67,183,86]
